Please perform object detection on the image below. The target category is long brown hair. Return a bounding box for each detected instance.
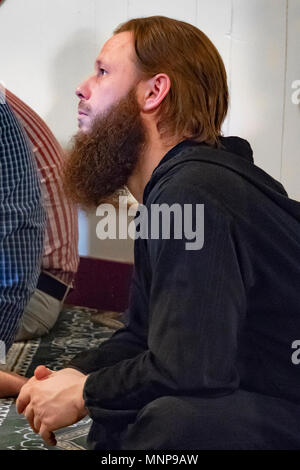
[114,16,228,147]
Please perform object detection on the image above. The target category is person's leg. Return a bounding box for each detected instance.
[87,409,139,450]
[0,370,28,397]
[0,365,51,398]
[99,390,300,450]
[0,288,62,396]
[15,288,62,341]
[88,422,130,450]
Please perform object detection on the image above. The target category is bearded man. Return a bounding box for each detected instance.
[13,16,300,449]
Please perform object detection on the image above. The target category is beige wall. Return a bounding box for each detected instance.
[1,0,299,262]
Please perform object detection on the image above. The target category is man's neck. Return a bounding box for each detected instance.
[127,135,182,203]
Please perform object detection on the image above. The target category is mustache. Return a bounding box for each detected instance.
[78,101,91,115]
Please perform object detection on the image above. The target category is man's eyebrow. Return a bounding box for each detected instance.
[94,59,110,70]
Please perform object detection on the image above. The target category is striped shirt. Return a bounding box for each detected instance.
[6,90,79,286]
[0,94,46,350]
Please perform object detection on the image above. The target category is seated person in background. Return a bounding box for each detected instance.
[5,16,300,449]
[0,90,79,395]
[6,89,79,341]
[0,88,45,353]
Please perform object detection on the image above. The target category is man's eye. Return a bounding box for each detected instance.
[98,68,107,76]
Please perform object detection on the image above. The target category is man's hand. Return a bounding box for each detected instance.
[16,367,89,446]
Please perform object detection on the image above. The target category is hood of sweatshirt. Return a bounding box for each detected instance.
[143,136,300,222]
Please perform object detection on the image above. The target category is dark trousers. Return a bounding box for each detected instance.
[87,389,300,450]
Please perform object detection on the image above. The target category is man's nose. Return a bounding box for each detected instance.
[75,78,91,100]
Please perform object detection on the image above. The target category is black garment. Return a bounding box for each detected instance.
[87,391,300,450]
[69,137,300,449]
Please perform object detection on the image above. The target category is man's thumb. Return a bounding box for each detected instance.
[34,365,52,380]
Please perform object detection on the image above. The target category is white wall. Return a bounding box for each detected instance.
[0,0,299,262]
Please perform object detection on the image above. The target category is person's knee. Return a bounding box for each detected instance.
[135,396,180,429]
[15,289,61,341]
[121,396,190,450]
[120,393,262,450]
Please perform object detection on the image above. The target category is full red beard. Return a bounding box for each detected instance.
[63,87,146,209]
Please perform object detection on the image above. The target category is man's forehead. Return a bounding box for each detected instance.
[97,31,135,66]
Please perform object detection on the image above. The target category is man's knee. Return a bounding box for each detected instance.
[136,396,178,428]
[120,396,194,450]
[119,392,269,450]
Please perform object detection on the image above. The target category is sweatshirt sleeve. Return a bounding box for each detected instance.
[68,267,149,373]
[82,184,247,412]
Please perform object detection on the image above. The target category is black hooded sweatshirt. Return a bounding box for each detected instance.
[69,137,300,415]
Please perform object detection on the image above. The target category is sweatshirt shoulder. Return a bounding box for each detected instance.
[145,156,245,208]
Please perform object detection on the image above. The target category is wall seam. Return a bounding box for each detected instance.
[280,0,289,182]
[226,0,234,136]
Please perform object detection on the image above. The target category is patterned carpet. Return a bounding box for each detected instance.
[0,306,118,450]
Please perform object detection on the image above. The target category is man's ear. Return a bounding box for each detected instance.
[140,73,171,112]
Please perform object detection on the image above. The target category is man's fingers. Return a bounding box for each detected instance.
[34,415,41,434]
[16,389,30,414]
[24,403,35,431]
[34,365,52,381]
[39,423,57,446]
